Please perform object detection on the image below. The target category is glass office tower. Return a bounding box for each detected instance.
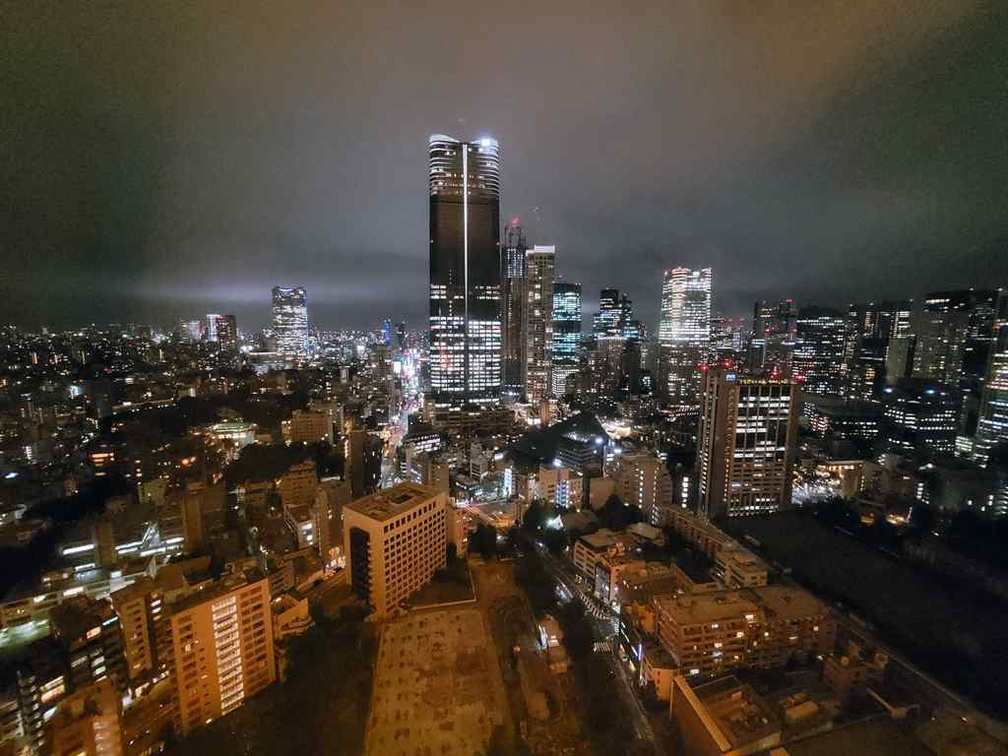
[428,135,502,407]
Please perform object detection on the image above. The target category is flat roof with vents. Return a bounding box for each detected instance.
[345,483,439,522]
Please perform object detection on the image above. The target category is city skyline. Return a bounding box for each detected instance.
[4,3,1007,330]
[5,4,1008,755]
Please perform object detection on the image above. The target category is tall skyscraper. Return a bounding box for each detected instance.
[552,281,582,396]
[845,301,909,400]
[658,267,712,404]
[501,222,528,400]
[747,299,797,376]
[973,290,1008,465]
[697,367,797,519]
[882,378,960,455]
[659,267,712,347]
[912,290,997,386]
[428,134,502,407]
[590,289,641,397]
[793,307,848,396]
[522,245,555,403]
[206,313,237,353]
[593,289,635,341]
[271,286,308,359]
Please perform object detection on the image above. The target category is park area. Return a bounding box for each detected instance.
[726,512,1008,716]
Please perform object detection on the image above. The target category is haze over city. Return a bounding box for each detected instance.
[3,3,1008,756]
[4,1,1007,329]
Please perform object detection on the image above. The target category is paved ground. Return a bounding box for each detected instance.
[365,608,509,756]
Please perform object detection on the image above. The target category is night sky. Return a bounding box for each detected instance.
[3,1,1006,331]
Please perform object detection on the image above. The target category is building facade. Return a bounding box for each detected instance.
[501,222,528,400]
[614,452,673,526]
[271,286,309,359]
[658,267,712,404]
[522,245,556,404]
[428,134,502,408]
[168,575,275,735]
[793,307,848,396]
[697,368,797,519]
[552,281,582,397]
[344,483,448,617]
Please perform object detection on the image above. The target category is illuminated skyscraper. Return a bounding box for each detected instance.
[697,367,797,519]
[522,245,555,403]
[793,307,848,396]
[845,301,908,400]
[552,281,582,396]
[502,222,528,400]
[271,286,308,359]
[974,290,1008,465]
[747,299,797,375]
[658,267,712,404]
[659,267,712,348]
[206,313,237,353]
[593,289,634,341]
[912,290,997,386]
[428,134,502,407]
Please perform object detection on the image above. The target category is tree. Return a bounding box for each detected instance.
[469,523,498,559]
[599,494,641,530]
[521,500,545,533]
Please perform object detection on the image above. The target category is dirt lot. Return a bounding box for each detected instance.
[365,608,509,756]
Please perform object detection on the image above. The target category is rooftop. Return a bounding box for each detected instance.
[748,585,827,621]
[692,676,780,750]
[168,569,263,615]
[345,482,439,522]
[579,528,619,551]
[656,593,760,624]
[50,595,116,642]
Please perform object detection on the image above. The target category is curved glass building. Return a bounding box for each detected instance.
[428,135,502,407]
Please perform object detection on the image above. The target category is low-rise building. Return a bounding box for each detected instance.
[671,675,782,756]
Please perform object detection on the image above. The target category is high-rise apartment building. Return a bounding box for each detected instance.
[45,679,123,756]
[205,314,238,353]
[793,307,848,396]
[502,222,528,400]
[344,483,448,617]
[697,367,797,519]
[522,245,555,403]
[428,134,502,408]
[271,286,309,359]
[168,573,275,735]
[658,267,712,404]
[111,577,166,687]
[614,452,673,526]
[50,597,128,698]
[552,281,582,397]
